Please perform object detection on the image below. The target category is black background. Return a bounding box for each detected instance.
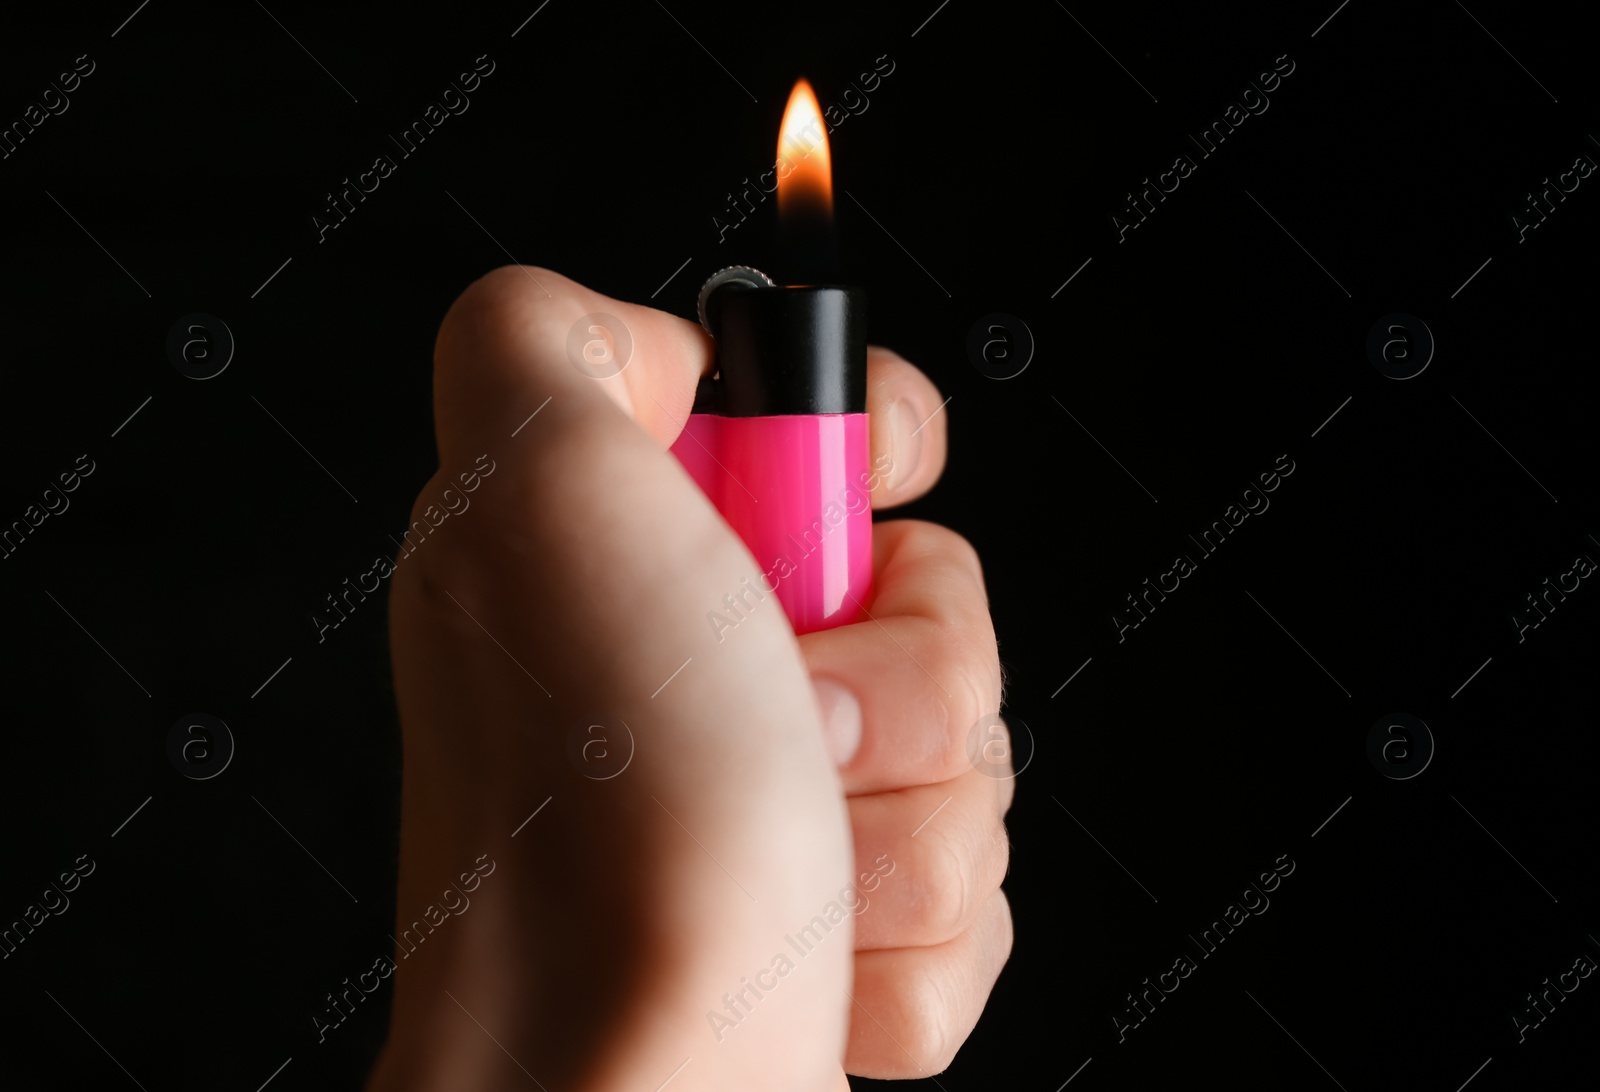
[2,1,1596,1089]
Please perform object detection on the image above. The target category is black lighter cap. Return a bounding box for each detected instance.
[702,284,867,417]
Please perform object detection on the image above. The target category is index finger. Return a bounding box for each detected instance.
[866,347,949,509]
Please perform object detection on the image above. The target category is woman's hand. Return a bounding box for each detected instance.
[366,266,1011,1092]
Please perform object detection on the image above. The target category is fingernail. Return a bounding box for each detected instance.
[873,399,900,492]
[812,677,862,767]
[883,398,922,493]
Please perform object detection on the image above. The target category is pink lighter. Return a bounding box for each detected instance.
[669,266,872,634]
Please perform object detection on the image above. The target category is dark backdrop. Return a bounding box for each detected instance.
[2,1,1596,1089]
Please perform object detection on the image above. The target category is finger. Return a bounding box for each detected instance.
[431,265,712,462]
[866,347,947,508]
[971,714,1018,816]
[848,772,1009,950]
[845,889,1013,1079]
[801,519,1000,796]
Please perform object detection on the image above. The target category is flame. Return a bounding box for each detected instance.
[777,79,832,218]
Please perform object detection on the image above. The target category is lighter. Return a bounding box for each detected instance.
[670,266,872,635]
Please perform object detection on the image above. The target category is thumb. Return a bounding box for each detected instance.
[431,264,708,457]
[386,266,855,1089]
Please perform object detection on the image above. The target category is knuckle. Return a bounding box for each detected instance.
[898,521,984,597]
[946,532,986,593]
[398,483,471,565]
[986,718,1016,778]
[994,888,1016,961]
[436,265,570,363]
[389,476,493,621]
[884,963,959,1073]
[405,473,446,526]
[926,625,1003,777]
[462,264,564,314]
[998,773,1017,816]
[907,817,972,942]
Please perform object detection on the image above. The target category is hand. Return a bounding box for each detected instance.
[365,266,1011,1092]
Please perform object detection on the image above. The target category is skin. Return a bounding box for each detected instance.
[365,266,1013,1092]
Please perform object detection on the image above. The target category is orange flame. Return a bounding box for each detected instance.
[777,79,832,218]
